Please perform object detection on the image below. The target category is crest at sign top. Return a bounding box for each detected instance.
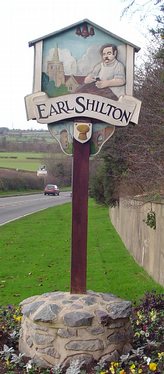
[25,19,141,156]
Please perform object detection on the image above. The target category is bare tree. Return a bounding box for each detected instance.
[92,18,164,205]
[121,0,163,22]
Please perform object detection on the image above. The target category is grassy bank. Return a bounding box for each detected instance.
[0,199,163,305]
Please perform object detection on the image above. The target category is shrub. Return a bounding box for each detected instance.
[0,169,44,192]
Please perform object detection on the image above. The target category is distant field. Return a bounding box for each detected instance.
[7,133,53,143]
[1,129,54,143]
[0,152,65,171]
[0,152,46,171]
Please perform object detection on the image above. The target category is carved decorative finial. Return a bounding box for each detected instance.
[75,24,95,38]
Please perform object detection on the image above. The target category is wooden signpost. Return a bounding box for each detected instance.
[71,136,90,293]
[25,19,141,295]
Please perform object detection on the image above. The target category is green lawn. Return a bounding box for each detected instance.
[0,199,163,305]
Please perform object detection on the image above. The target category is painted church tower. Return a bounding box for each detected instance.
[47,46,65,87]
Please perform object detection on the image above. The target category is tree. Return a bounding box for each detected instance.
[122,0,164,56]
[90,2,164,205]
[44,153,72,187]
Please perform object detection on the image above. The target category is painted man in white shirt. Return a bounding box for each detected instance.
[83,44,126,99]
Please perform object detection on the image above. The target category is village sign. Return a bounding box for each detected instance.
[25,20,142,293]
[19,21,143,371]
[25,19,141,156]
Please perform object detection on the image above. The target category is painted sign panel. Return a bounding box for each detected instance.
[41,25,127,100]
[25,20,141,155]
[48,119,115,156]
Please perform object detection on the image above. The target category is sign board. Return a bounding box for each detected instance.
[37,165,47,177]
[25,19,141,155]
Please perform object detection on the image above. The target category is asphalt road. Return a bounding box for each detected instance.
[0,192,72,226]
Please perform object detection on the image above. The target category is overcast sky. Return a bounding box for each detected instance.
[0,0,154,130]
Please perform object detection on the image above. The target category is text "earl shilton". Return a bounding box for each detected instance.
[33,93,136,127]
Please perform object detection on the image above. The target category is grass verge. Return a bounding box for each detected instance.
[0,199,163,306]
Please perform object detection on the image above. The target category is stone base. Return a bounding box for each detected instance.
[19,291,133,369]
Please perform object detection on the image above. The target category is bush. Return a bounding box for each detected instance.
[89,160,120,207]
[0,169,44,192]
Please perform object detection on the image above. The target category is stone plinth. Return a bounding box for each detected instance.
[19,291,133,369]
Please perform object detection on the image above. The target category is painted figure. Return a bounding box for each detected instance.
[76,44,126,100]
[60,129,69,149]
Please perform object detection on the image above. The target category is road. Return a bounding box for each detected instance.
[0,192,71,226]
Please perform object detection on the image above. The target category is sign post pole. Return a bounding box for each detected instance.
[70,136,90,294]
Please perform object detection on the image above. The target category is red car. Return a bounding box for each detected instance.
[44,184,60,196]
